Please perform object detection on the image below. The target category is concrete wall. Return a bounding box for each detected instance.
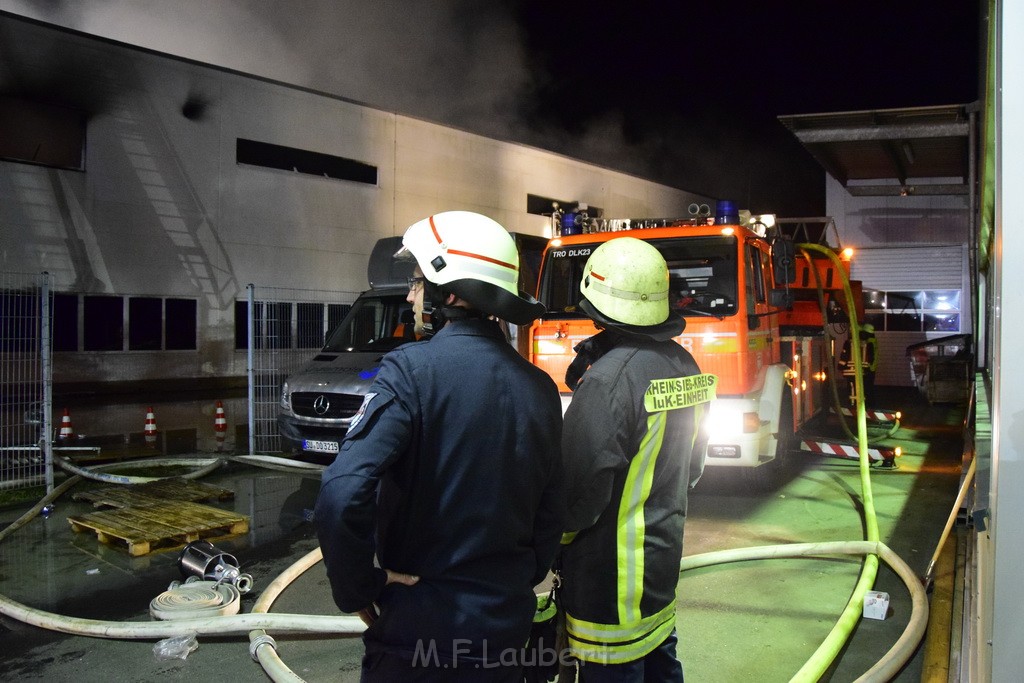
[0,17,711,388]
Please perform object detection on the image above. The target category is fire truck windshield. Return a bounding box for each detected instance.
[539,235,739,319]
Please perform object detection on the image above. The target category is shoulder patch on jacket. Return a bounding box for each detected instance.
[346,390,393,437]
[644,373,718,412]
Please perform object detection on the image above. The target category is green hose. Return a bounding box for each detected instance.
[791,244,881,681]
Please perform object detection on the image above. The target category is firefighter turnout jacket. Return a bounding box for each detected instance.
[559,334,709,664]
[315,318,564,666]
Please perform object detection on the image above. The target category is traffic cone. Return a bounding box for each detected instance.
[144,406,158,447]
[58,408,74,440]
[214,401,227,451]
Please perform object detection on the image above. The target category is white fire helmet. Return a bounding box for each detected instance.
[396,211,545,325]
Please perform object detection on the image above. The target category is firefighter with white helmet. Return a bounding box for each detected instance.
[396,210,545,336]
[560,236,711,680]
[315,211,563,680]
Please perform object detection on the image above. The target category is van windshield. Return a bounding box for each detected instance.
[322,292,419,353]
[538,236,739,318]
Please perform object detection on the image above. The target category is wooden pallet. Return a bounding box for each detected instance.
[67,500,249,556]
[72,478,234,509]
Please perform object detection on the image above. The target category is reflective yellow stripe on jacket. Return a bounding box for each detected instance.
[566,601,676,664]
[566,410,674,663]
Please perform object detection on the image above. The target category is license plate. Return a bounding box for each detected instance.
[303,439,339,454]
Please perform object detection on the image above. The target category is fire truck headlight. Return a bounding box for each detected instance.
[534,339,566,355]
[706,406,760,438]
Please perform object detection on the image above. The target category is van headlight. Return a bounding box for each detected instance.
[280,380,291,410]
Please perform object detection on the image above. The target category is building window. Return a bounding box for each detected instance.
[863,289,961,333]
[234,301,249,350]
[165,299,197,350]
[236,138,377,185]
[0,291,39,352]
[0,96,86,171]
[297,302,325,349]
[52,293,78,352]
[129,297,162,350]
[51,294,197,352]
[84,296,124,351]
[235,301,354,350]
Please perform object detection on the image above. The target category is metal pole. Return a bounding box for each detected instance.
[40,273,53,494]
[247,284,256,456]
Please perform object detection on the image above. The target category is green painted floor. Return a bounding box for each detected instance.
[0,386,965,682]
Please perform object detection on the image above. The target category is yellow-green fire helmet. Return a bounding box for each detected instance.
[579,237,685,340]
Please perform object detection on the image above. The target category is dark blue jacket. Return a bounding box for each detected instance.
[315,318,564,664]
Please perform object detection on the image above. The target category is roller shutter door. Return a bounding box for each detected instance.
[849,245,968,387]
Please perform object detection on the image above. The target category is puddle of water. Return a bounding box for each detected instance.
[0,467,321,612]
[48,395,252,458]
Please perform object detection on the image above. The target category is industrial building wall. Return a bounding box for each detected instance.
[825,175,971,387]
[0,17,710,390]
[826,175,970,245]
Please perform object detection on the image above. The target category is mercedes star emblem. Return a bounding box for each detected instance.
[313,394,330,415]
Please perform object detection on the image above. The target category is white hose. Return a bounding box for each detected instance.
[150,581,242,620]
[0,587,364,638]
[54,455,225,484]
[248,546,344,682]
[228,454,325,475]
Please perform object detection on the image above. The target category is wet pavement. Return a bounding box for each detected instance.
[0,386,966,682]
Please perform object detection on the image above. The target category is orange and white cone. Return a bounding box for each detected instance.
[144,406,158,446]
[214,401,227,451]
[58,408,74,440]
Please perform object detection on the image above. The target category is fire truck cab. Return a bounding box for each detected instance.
[529,207,853,487]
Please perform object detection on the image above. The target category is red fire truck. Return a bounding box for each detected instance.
[529,206,858,488]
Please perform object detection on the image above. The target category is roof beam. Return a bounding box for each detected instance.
[794,122,970,143]
[845,183,969,196]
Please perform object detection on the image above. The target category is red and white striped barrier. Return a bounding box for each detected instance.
[800,439,899,464]
[833,406,901,423]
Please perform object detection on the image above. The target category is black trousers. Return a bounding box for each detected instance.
[575,630,684,683]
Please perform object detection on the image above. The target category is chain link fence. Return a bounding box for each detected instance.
[0,271,53,493]
[246,284,358,454]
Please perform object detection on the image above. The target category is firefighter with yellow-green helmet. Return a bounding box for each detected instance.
[560,236,713,681]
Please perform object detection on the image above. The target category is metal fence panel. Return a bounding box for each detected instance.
[247,284,358,454]
[1,272,53,492]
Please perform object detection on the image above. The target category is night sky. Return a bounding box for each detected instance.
[502,1,982,216]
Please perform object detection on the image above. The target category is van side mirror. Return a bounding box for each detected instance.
[771,236,796,285]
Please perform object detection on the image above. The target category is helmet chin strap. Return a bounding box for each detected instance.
[422,282,484,336]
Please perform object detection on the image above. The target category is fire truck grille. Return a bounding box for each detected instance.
[291,392,365,419]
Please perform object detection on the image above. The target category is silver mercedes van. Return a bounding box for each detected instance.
[276,237,419,461]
